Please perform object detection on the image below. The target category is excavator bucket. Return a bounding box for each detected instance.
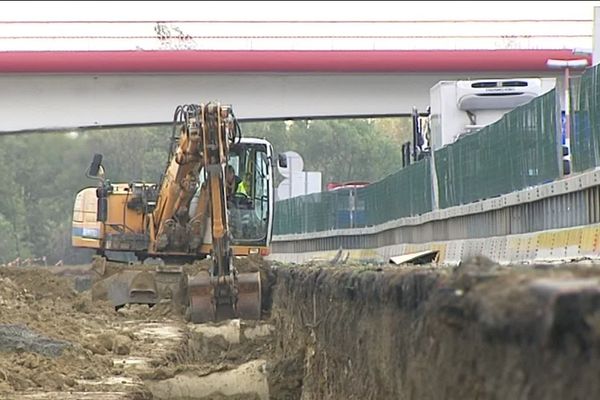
[101,270,159,308]
[187,271,262,323]
[91,258,187,310]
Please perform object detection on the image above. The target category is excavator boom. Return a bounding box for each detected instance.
[182,103,261,322]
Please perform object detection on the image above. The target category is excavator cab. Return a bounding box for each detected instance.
[227,140,273,247]
[187,137,274,256]
[72,103,275,323]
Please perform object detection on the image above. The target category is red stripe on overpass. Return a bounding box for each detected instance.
[0,49,590,73]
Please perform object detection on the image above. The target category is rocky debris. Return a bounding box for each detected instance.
[0,324,71,357]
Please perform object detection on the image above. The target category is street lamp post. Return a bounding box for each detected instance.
[546,58,589,175]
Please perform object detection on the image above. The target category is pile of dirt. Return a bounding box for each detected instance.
[0,266,78,301]
[0,261,279,396]
[183,254,272,275]
[0,268,120,339]
[0,347,116,392]
[0,267,154,395]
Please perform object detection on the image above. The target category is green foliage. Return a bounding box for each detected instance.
[82,125,172,183]
[0,214,19,263]
[0,125,171,264]
[242,118,408,187]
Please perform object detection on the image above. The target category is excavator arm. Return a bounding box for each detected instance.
[150,104,220,254]
[149,102,260,322]
[202,103,234,277]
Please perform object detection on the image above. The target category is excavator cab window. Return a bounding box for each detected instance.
[189,142,270,245]
[252,150,269,223]
[228,144,269,244]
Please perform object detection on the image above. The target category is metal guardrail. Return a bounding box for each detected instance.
[272,167,600,254]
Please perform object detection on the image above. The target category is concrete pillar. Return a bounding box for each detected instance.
[594,6,600,66]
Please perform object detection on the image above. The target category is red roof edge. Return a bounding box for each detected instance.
[0,49,591,73]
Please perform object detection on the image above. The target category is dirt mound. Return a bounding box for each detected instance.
[0,261,276,398]
[182,254,271,273]
[0,267,132,394]
[0,348,115,392]
[0,267,78,301]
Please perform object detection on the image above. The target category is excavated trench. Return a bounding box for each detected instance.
[3,256,600,399]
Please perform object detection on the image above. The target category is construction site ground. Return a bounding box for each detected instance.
[2,256,600,399]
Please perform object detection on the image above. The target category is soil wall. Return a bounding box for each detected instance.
[269,261,600,400]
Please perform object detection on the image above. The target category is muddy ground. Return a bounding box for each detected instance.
[0,258,276,399]
[3,257,600,399]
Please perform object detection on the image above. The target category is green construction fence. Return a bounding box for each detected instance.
[274,159,432,235]
[435,89,561,208]
[274,86,564,235]
[571,63,600,172]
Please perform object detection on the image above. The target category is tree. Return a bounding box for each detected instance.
[0,124,172,265]
[372,117,413,145]
[242,118,406,188]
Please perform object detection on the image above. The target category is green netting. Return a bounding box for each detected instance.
[357,159,432,226]
[435,89,561,208]
[274,89,561,235]
[571,64,600,172]
[273,159,432,235]
[273,190,345,235]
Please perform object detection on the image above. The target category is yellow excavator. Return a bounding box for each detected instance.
[71,102,278,322]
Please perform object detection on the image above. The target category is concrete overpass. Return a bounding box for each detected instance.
[0,48,591,133]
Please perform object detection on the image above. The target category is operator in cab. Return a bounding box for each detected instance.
[225,165,253,211]
[225,165,242,200]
